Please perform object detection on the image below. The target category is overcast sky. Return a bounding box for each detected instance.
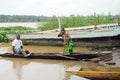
[0,0,120,16]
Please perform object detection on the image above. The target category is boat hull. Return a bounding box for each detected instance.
[0,52,112,61]
[0,52,99,60]
[66,66,120,79]
[68,71,120,79]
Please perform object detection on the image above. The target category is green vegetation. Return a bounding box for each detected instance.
[38,16,58,31]
[38,14,119,31]
[0,26,36,34]
[0,15,50,22]
[0,26,36,42]
[0,32,9,42]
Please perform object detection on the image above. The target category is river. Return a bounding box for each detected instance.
[0,22,38,28]
[0,43,119,80]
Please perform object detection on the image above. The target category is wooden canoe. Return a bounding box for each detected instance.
[0,51,112,60]
[66,65,120,79]
[0,53,77,60]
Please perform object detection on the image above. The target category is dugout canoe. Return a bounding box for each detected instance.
[66,65,120,79]
[0,51,112,60]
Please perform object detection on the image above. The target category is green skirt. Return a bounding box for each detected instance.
[65,40,73,55]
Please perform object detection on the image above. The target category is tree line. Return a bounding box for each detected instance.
[0,15,50,22]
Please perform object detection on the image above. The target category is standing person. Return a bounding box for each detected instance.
[12,34,31,57]
[58,28,73,55]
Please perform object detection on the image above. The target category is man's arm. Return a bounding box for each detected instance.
[12,46,16,54]
[21,46,23,49]
[58,32,63,37]
[20,40,23,49]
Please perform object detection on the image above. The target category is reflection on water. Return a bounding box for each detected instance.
[0,58,65,80]
[22,62,65,80]
[0,60,17,80]
[0,58,99,80]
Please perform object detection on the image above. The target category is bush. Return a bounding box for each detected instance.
[0,32,9,42]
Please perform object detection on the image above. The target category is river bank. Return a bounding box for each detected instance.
[7,27,120,49]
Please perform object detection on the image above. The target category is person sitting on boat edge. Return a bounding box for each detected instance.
[12,34,31,57]
[58,28,73,55]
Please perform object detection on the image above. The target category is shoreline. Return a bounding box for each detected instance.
[36,23,118,34]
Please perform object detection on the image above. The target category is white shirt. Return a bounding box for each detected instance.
[12,39,23,49]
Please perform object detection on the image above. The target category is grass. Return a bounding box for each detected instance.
[0,26,37,42]
[38,14,119,31]
[0,26,36,34]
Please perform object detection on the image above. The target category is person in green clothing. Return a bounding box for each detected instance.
[58,28,73,55]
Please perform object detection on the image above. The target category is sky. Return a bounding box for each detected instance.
[0,0,120,16]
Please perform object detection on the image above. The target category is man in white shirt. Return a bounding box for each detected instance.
[12,34,30,57]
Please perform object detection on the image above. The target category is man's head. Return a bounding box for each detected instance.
[16,34,20,40]
[61,28,65,34]
[58,28,66,37]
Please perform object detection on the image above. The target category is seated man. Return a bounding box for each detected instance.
[12,34,31,57]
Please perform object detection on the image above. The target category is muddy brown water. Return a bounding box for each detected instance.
[0,43,92,53]
[0,43,119,80]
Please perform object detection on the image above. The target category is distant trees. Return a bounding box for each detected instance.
[0,15,50,22]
